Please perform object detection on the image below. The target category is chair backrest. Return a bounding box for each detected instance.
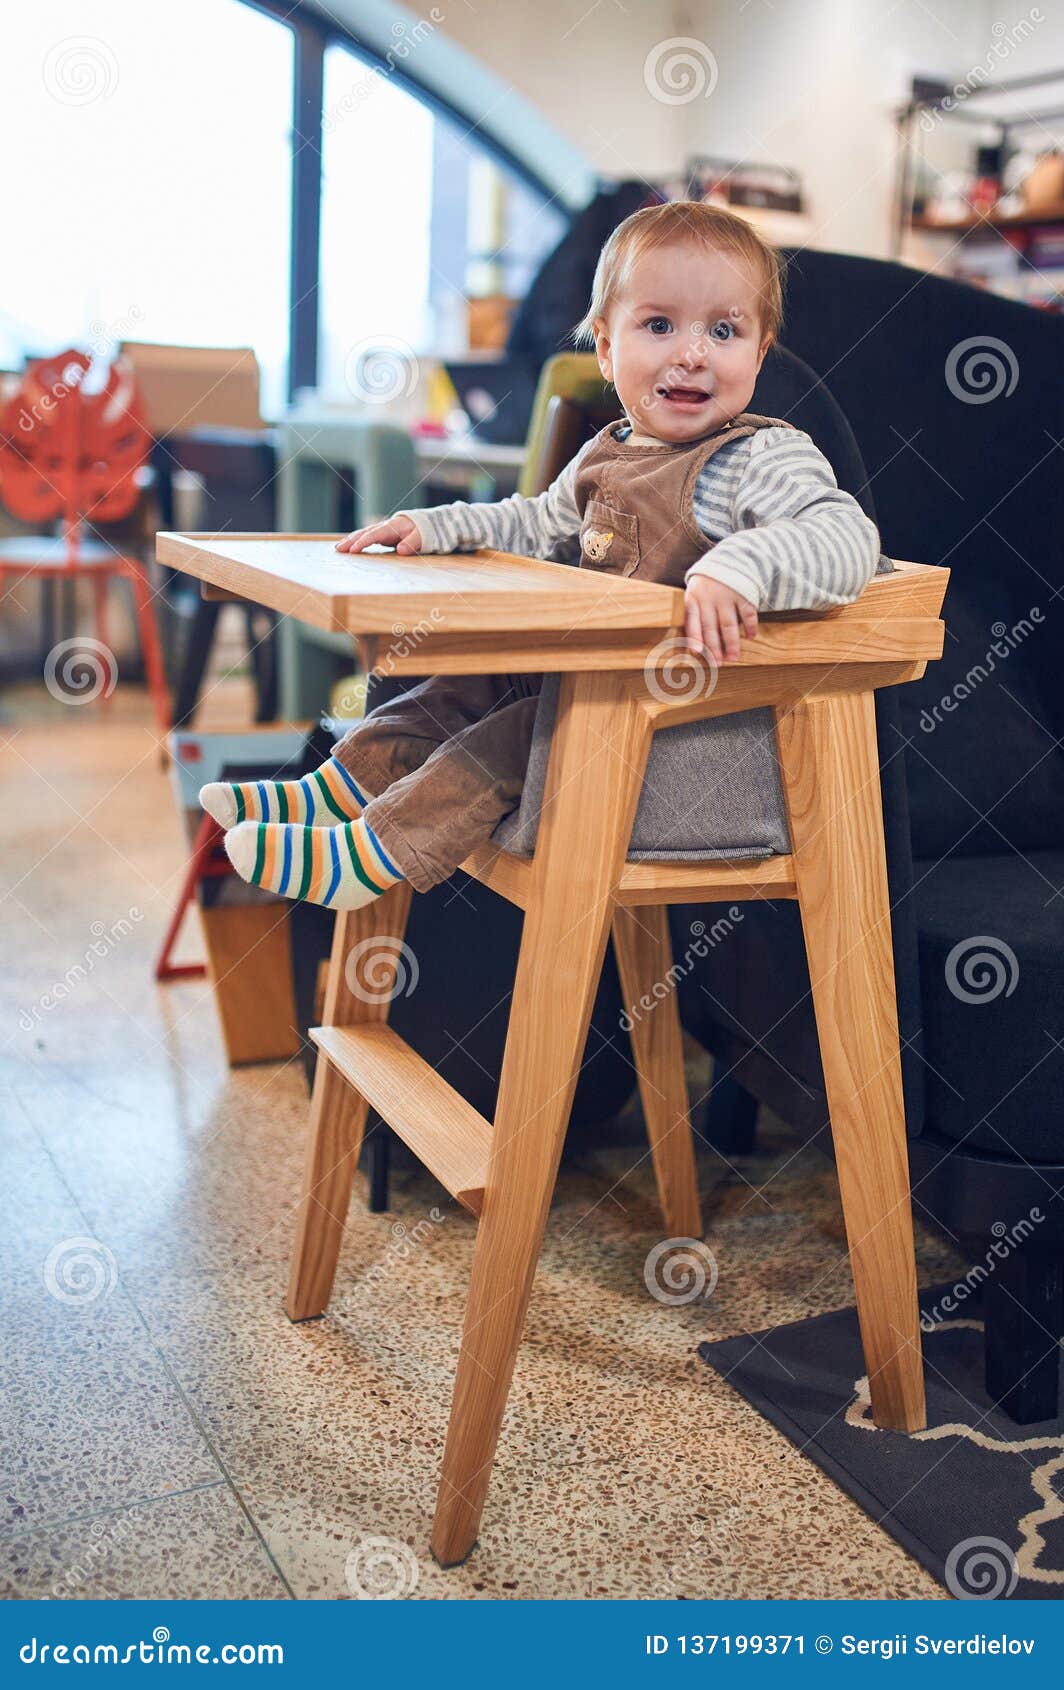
[0,348,151,531]
[519,353,621,497]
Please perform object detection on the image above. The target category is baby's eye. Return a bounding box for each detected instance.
[644,316,672,335]
[710,319,736,342]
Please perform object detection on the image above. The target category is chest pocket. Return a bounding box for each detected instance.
[579,498,639,577]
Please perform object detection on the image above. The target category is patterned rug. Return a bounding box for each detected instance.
[699,1284,1064,1599]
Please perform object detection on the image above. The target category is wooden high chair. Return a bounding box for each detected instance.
[156,529,948,1568]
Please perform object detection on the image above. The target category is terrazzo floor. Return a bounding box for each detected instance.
[1,677,963,1600]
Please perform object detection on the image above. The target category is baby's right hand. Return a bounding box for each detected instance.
[335,515,422,555]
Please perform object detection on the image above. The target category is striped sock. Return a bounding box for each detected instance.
[223,815,404,910]
[199,756,371,831]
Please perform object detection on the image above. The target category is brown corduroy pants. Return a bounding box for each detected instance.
[333,672,543,892]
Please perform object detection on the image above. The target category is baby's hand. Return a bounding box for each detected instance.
[683,576,758,665]
[335,515,422,555]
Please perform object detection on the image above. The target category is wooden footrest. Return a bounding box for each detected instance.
[310,1024,491,1215]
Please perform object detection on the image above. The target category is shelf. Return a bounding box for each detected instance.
[908,202,1064,234]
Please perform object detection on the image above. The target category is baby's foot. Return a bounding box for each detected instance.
[223,815,403,910]
[200,756,371,830]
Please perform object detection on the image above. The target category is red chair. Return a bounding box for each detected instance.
[0,347,169,729]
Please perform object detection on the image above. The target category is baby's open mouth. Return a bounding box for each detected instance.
[657,384,712,407]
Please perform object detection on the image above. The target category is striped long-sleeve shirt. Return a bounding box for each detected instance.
[399,424,883,612]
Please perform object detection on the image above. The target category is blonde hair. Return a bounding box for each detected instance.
[572,200,785,350]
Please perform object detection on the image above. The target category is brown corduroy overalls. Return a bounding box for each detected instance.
[336,413,792,891]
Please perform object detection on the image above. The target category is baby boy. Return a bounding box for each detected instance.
[202,201,881,909]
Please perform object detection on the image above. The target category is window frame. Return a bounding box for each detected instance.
[243,0,568,400]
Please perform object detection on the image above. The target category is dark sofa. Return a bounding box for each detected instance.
[291,248,1064,1425]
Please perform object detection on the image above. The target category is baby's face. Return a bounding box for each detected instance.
[594,241,770,443]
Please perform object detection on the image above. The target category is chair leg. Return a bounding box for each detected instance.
[92,573,114,704]
[126,558,171,732]
[173,597,221,728]
[611,904,701,1238]
[285,882,412,1321]
[706,1069,759,1156]
[431,671,654,1566]
[775,691,926,1433]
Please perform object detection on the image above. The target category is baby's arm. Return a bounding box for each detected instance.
[685,427,881,612]
[336,444,588,560]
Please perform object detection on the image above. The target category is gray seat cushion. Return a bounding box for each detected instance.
[490,672,791,861]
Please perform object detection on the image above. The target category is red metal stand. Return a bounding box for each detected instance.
[154,812,229,983]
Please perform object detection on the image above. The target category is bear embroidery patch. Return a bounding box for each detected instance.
[583,528,614,562]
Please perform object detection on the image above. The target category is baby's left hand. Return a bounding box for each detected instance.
[683,576,758,665]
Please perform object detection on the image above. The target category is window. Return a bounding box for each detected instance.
[1,0,293,418]
[317,40,567,403]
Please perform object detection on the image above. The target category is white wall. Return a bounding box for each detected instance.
[313,0,1048,254]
